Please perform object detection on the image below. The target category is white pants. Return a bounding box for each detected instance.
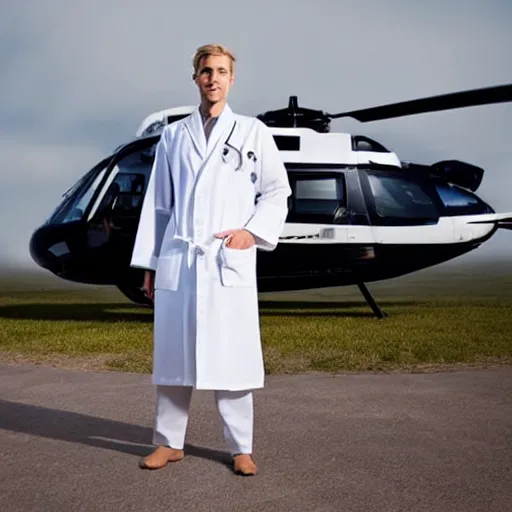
[153,385,254,455]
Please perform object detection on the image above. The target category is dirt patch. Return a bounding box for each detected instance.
[1,351,510,375]
[0,352,118,372]
[379,359,512,373]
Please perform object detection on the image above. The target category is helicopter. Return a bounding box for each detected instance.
[29,84,512,318]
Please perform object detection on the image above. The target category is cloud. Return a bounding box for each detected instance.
[0,135,103,186]
[0,135,104,262]
[3,0,511,132]
[0,0,511,267]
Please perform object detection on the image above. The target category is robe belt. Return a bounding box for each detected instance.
[173,235,212,268]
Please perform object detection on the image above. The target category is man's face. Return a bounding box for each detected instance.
[194,54,234,105]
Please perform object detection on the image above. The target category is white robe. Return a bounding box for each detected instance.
[130,104,291,391]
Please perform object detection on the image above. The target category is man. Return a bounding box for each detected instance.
[130,43,291,476]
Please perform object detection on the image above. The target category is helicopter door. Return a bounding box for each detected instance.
[283,173,350,243]
[86,140,154,273]
[94,171,146,257]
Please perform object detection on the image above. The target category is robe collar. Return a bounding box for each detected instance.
[184,103,235,160]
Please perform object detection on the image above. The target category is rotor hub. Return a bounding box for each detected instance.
[257,96,331,133]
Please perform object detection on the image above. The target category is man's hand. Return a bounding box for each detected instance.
[142,270,155,301]
[215,229,256,249]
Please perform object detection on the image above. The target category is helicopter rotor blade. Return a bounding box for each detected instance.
[327,84,512,122]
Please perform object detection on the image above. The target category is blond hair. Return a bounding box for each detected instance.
[192,43,236,77]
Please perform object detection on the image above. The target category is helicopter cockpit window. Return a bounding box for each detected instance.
[366,173,439,225]
[50,165,109,224]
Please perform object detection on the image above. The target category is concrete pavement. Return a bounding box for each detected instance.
[1,363,511,512]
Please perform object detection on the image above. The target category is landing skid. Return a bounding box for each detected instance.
[357,282,387,319]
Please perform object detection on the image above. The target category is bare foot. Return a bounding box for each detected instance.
[233,454,257,476]
[139,445,184,470]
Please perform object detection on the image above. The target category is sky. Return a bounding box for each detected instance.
[1,0,511,270]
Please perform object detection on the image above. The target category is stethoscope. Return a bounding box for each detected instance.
[222,121,257,181]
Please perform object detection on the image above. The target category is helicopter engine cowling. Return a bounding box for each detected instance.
[429,160,484,192]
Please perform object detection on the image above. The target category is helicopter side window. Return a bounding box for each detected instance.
[288,176,347,224]
[434,183,493,216]
[365,172,439,225]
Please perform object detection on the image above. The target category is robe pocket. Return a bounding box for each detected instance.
[154,251,183,291]
[219,244,257,287]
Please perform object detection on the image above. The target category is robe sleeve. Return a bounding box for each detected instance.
[244,123,292,251]
[130,129,173,271]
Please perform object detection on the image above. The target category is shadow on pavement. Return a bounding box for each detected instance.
[259,300,420,318]
[259,300,419,309]
[0,399,231,468]
[0,303,153,323]
[0,300,419,322]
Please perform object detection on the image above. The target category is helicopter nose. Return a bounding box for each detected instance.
[29,223,71,275]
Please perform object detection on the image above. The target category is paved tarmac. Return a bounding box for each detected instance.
[0,363,511,512]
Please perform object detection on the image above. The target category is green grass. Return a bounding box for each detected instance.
[1,261,511,374]
[259,299,512,373]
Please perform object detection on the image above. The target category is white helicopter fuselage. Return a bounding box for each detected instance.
[28,86,512,311]
[136,106,509,256]
[263,126,491,247]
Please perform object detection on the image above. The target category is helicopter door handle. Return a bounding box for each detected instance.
[333,206,349,224]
